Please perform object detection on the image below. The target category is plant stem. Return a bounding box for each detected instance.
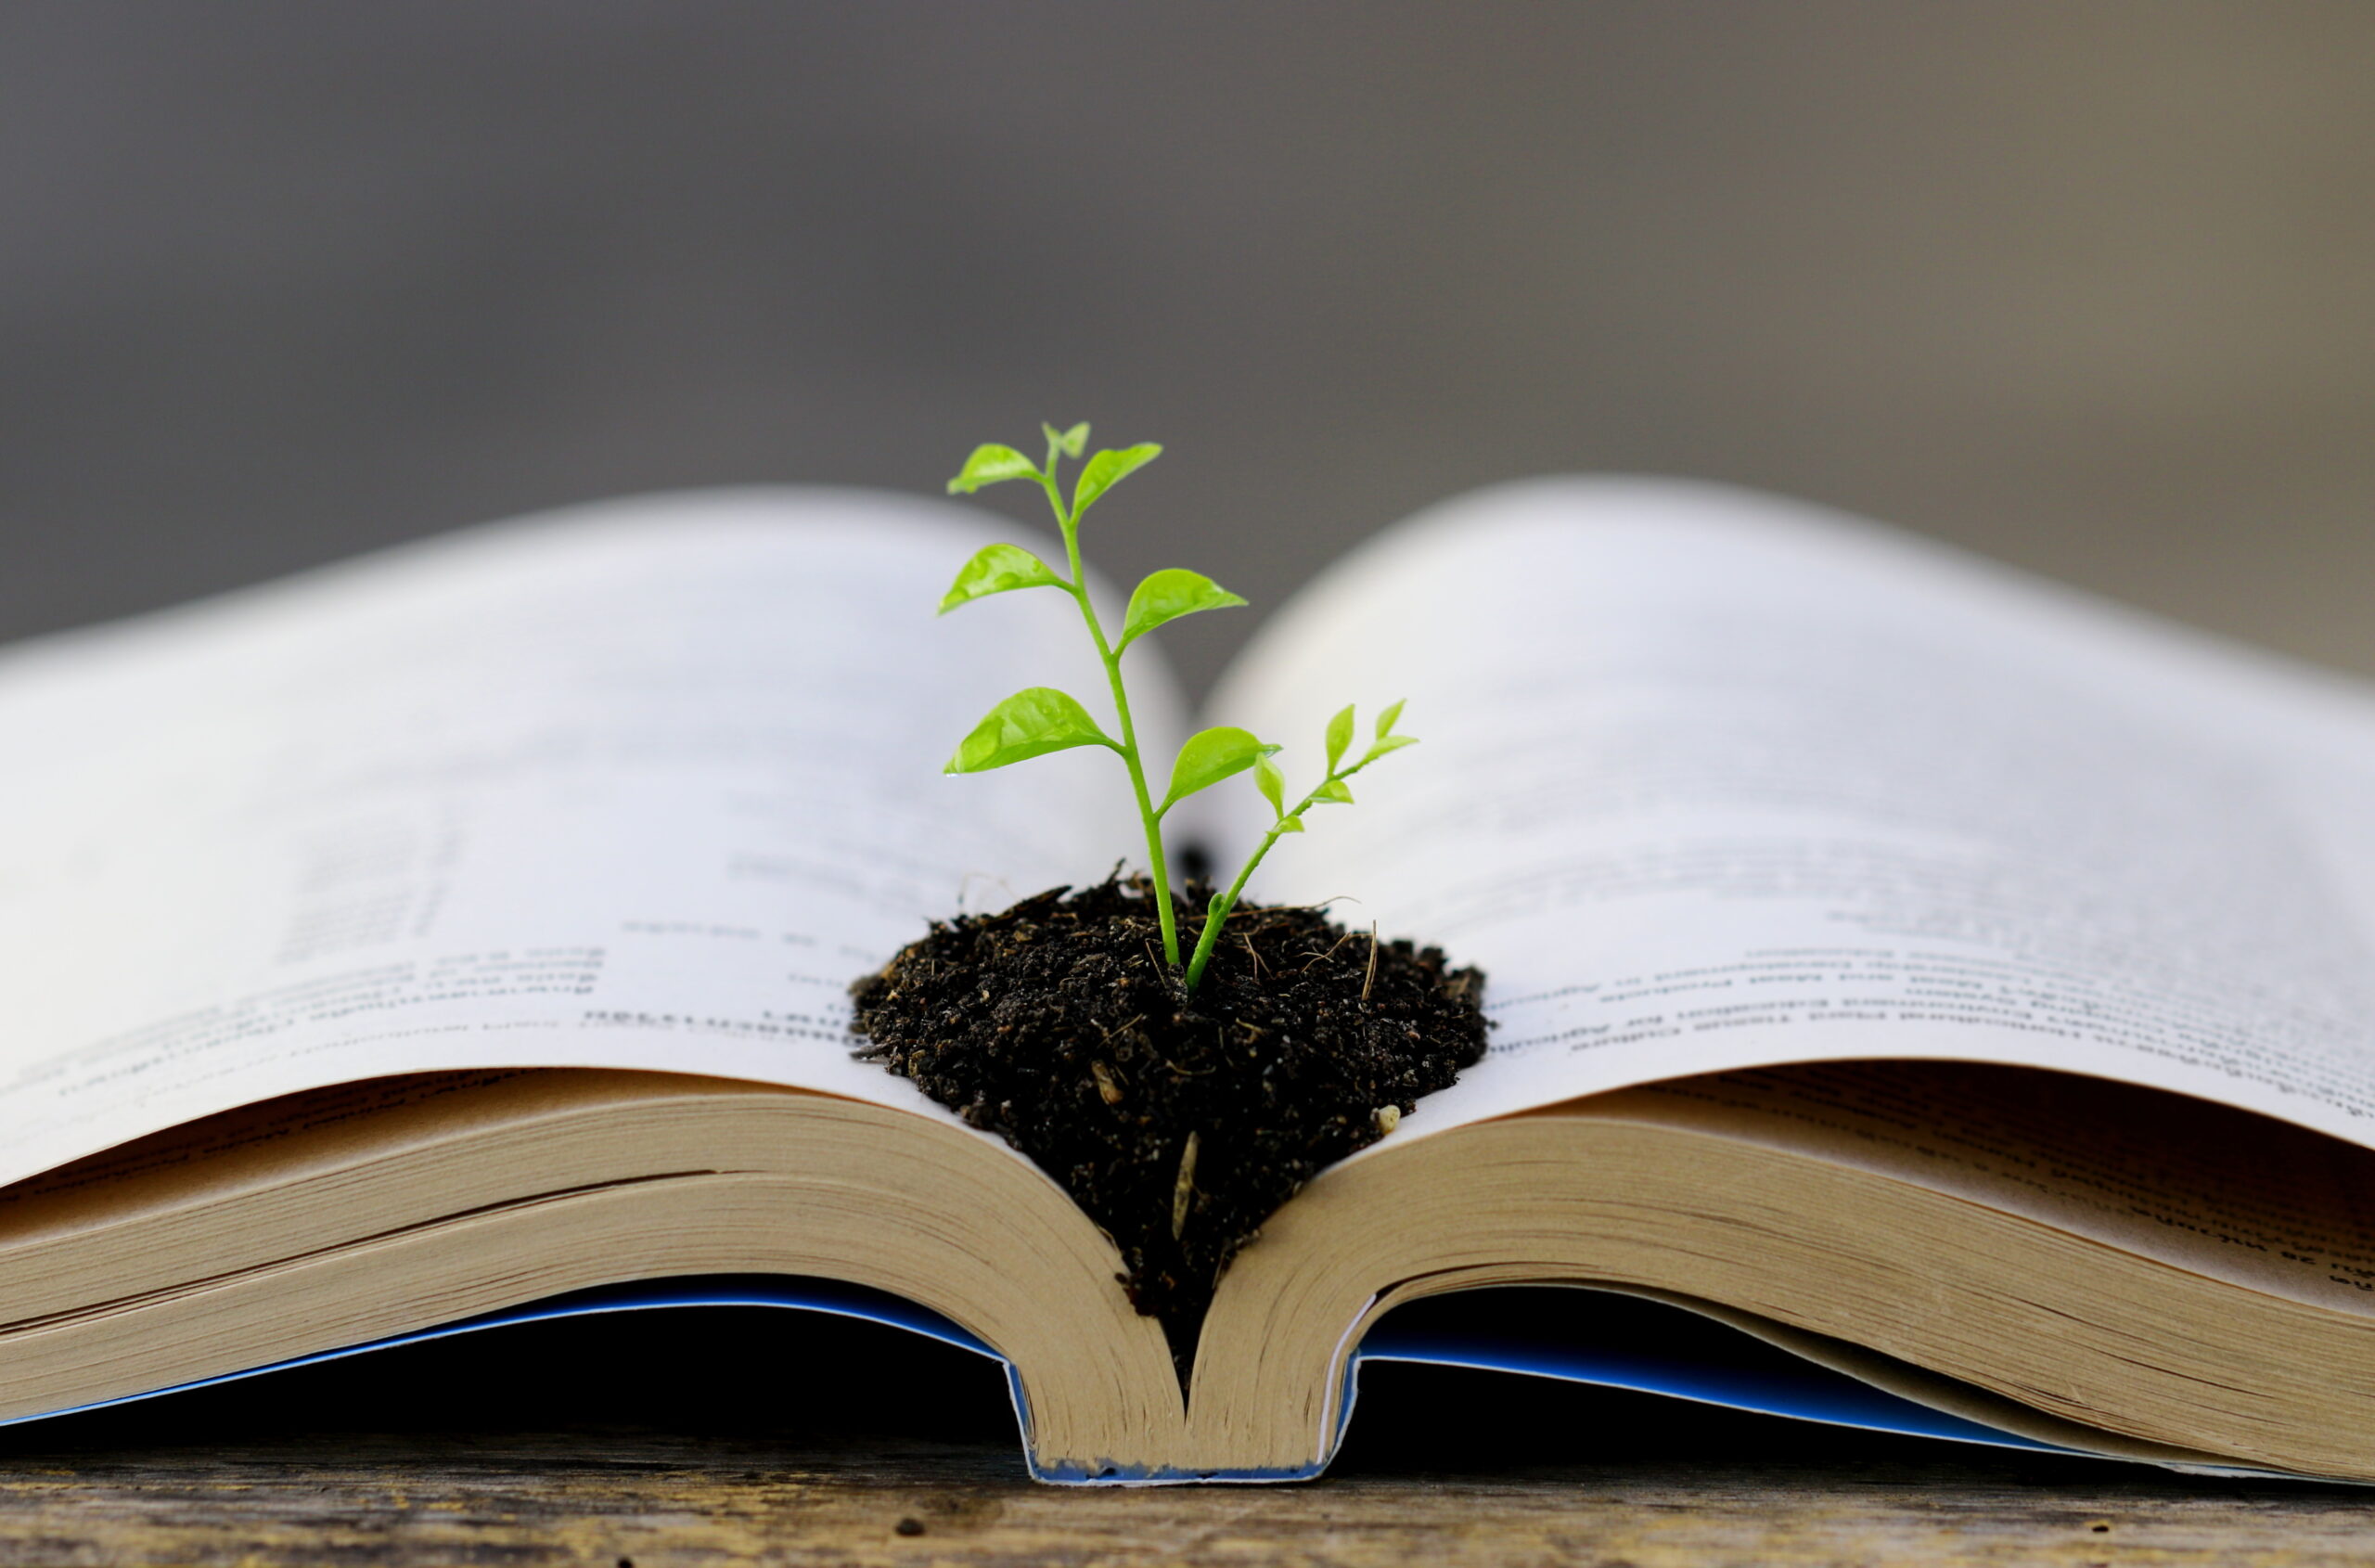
[1041,469,1182,968]
[1182,749,1387,992]
[1182,829,1277,992]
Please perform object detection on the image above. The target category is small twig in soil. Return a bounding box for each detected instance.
[1241,934,1267,980]
[1154,1047,1218,1077]
[1300,931,1359,972]
[1142,937,1177,990]
[1362,921,1380,1004]
[1171,1130,1200,1240]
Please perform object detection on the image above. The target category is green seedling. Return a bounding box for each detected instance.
[940,422,1416,994]
[1177,698,1415,991]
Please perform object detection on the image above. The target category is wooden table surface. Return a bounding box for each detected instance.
[3,1308,2366,1565]
[10,1430,2375,1568]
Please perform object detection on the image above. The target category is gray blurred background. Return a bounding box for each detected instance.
[3,1,2370,699]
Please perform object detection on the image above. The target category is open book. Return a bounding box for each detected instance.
[8,478,2375,1484]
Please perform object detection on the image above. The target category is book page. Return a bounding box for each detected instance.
[0,488,1181,1189]
[1608,1061,2375,1317]
[1199,478,2375,1150]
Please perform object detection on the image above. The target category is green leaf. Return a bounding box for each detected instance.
[937,544,1065,614]
[1324,705,1355,772]
[946,688,1115,773]
[1044,421,1089,458]
[1376,699,1406,739]
[1120,569,1248,649]
[1314,778,1354,805]
[1254,752,1287,820]
[1158,726,1271,815]
[946,443,1041,495]
[1071,443,1162,520]
[1359,733,1419,766]
[1277,815,1305,833]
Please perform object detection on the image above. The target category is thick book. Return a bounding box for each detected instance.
[7,477,2375,1484]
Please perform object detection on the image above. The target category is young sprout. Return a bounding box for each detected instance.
[938,423,1415,993]
[1181,700,1414,991]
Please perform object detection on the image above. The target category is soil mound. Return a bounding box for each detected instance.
[851,875,1488,1371]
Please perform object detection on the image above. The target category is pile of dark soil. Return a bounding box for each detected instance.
[849,875,1488,1372]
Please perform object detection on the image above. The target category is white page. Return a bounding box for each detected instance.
[1199,478,2375,1150]
[0,488,1183,1189]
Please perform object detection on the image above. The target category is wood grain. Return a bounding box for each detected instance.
[0,1431,2365,1567]
[0,1316,2359,1565]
